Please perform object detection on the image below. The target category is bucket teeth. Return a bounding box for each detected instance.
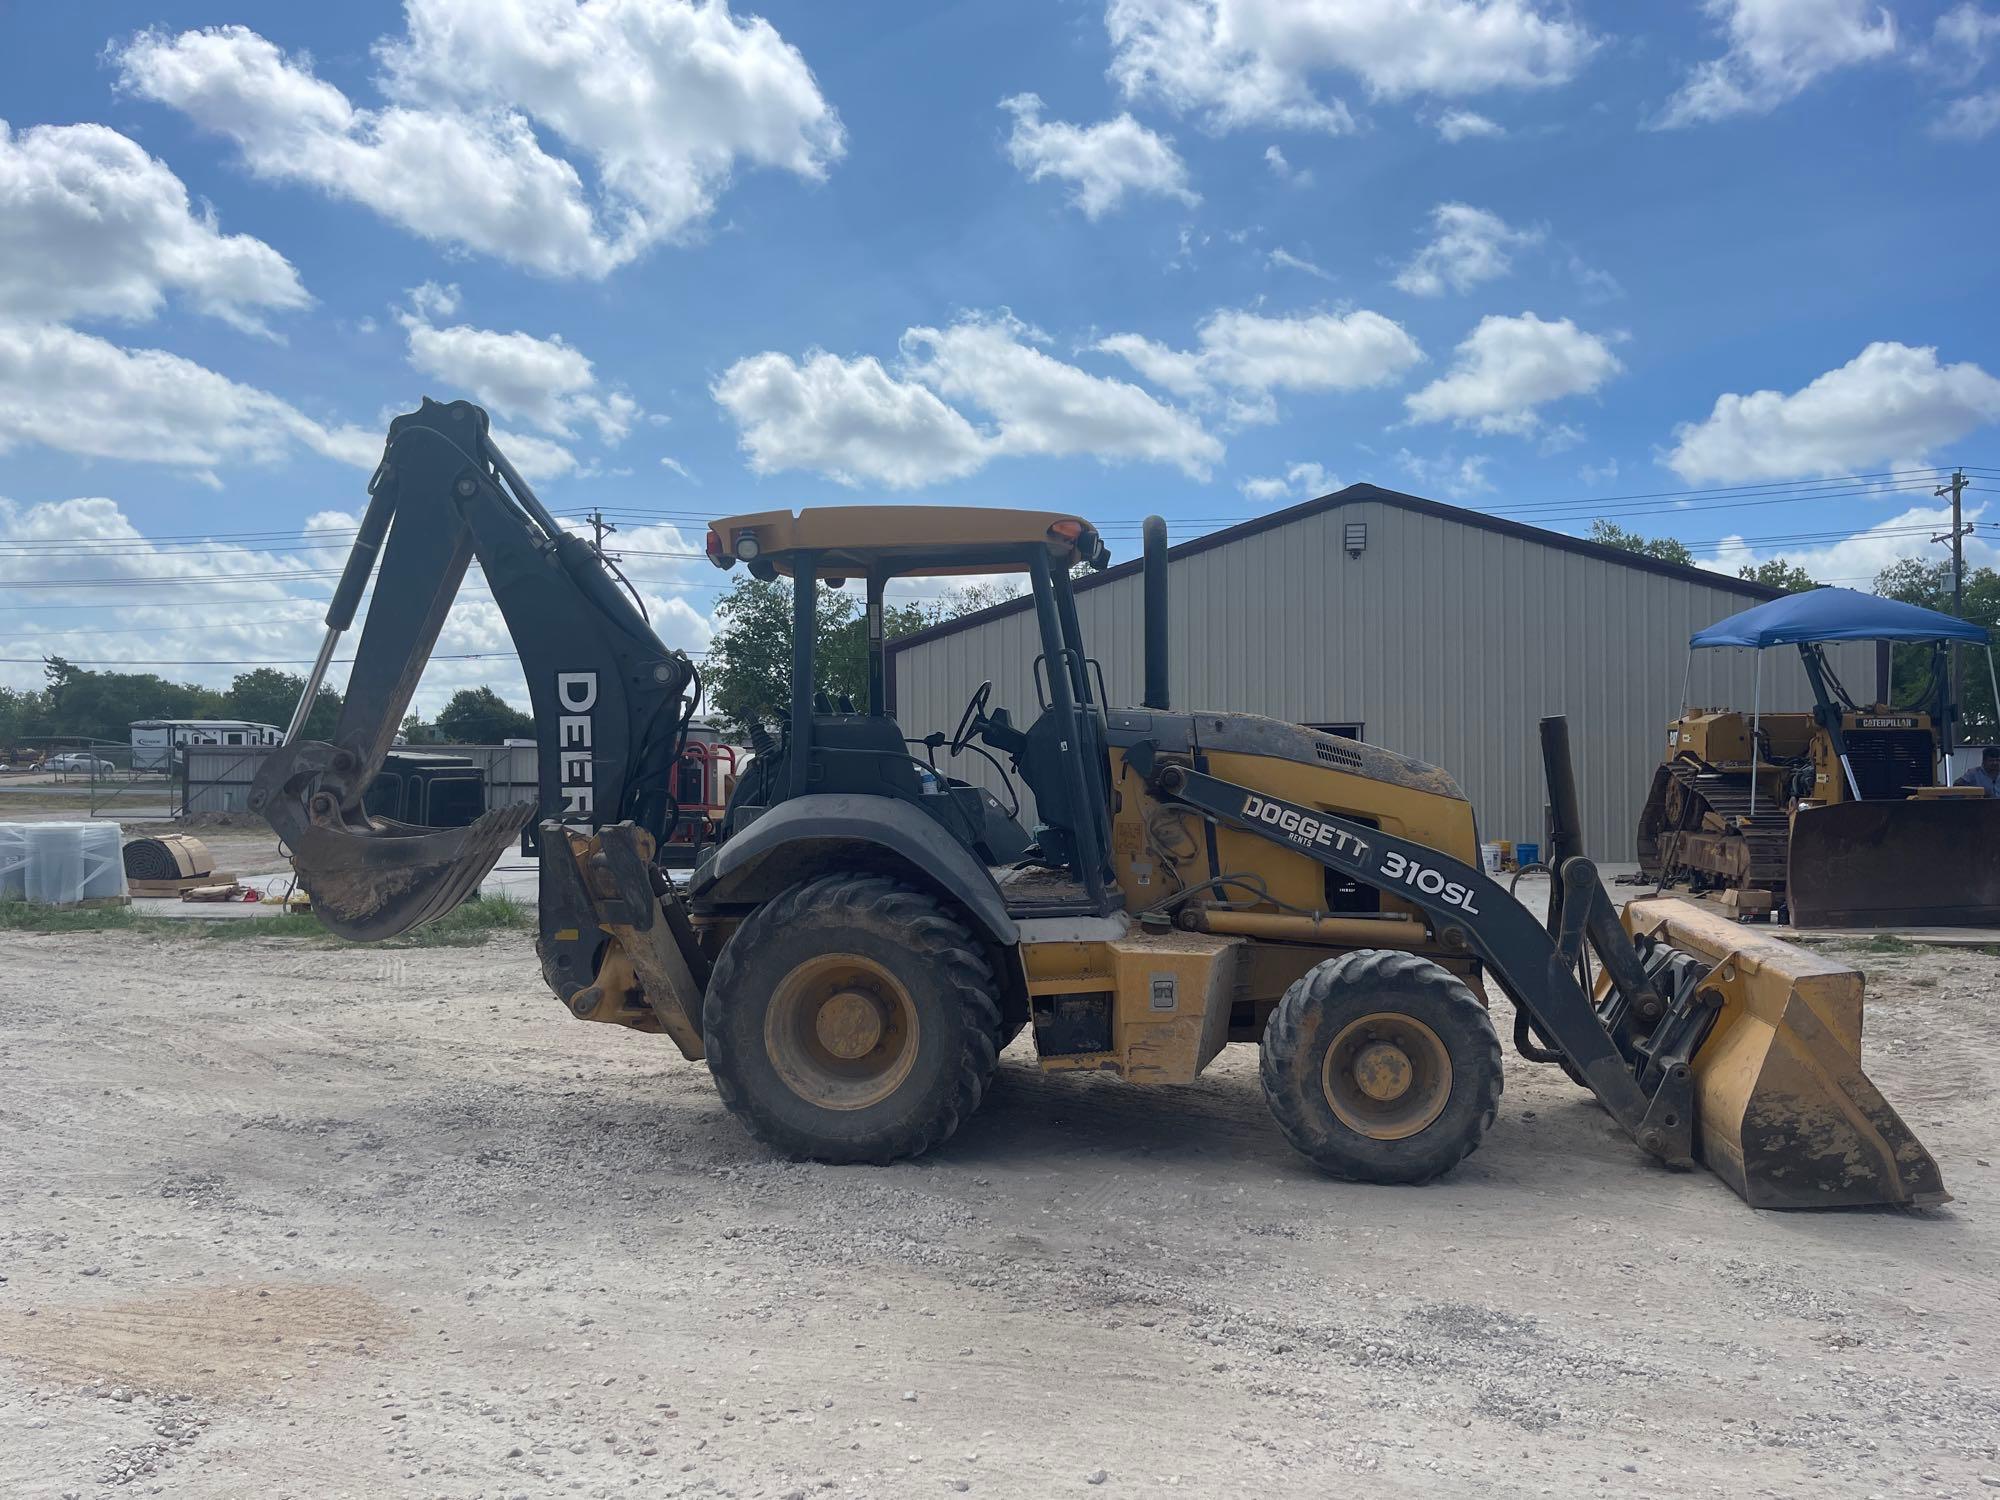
[1623,897,1947,1209]
[290,801,537,941]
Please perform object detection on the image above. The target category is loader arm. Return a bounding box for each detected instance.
[252,399,706,1046]
[1131,728,1946,1206]
[1128,744,1700,1169]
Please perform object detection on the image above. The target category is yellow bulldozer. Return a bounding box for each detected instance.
[1639,587,2000,927]
[252,401,1946,1210]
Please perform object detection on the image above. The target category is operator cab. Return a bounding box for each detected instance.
[695,505,1119,915]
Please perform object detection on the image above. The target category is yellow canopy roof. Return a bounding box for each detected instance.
[705,505,1103,578]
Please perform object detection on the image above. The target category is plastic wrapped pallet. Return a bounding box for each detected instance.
[0,822,129,905]
[0,824,25,900]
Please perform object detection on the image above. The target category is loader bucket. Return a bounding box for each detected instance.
[1788,798,2000,928]
[1623,897,1947,1209]
[286,802,537,941]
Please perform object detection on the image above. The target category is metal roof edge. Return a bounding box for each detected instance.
[882,483,1784,658]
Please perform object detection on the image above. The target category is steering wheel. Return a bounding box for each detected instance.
[949,680,994,756]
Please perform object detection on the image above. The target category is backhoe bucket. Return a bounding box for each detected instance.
[1623,897,1946,1209]
[286,802,537,941]
[1787,798,2000,928]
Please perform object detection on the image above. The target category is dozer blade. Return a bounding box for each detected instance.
[1788,798,2000,928]
[1624,897,1947,1210]
[287,802,537,941]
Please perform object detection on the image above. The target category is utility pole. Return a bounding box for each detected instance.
[1932,469,1972,772]
[586,508,620,562]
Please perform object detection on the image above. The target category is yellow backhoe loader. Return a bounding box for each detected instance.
[254,401,1945,1210]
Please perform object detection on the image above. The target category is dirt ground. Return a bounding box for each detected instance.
[1,925,1997,1500]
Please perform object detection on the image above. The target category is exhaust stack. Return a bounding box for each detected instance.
[1142,515,1169,711]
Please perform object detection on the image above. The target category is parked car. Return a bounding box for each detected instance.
[46,752,117,774]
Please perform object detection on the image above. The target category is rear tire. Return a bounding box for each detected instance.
[703,875,1001,1164]
[1260,949,1502,1184]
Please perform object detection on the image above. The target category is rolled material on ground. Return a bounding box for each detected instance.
[123,834,216,883]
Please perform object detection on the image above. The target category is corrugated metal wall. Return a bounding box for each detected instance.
[891,499,1845,861]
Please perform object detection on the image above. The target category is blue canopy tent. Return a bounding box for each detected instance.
[1684,587,1997,809]
[1690,587,1990,649]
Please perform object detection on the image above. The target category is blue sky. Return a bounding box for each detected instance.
[3,0,1999,708]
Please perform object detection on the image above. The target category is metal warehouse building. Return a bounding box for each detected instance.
[887,484,1798,862]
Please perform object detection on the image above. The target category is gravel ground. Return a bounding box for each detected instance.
[1,924,1996,1499]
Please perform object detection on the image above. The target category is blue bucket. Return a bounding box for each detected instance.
[1515,841,1541,868]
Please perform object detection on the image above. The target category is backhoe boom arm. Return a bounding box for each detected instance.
[252,399,700,959]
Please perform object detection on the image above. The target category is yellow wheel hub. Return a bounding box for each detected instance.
[815,990,886,1059]
[765,954,919,1111]
[1322,1012,1452,1140]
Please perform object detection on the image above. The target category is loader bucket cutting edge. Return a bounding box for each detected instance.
[1623,897,1948,1210]
[1787,798,2000,929]
[289,801,537,941]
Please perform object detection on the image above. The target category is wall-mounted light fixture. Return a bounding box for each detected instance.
[1343,521,1368,560]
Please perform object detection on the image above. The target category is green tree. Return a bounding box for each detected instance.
[224,667,341,738]
[40,657,228,743]
[1737,557,1818,593]
[434,686,536,743]
[1873,558,2000,733]
[703,577,1020,738]
[0,684,52,753]
[1587,519,1696,567]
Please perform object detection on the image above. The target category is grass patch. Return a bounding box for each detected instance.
[0,894,534,949]
[1850,934,1921,956]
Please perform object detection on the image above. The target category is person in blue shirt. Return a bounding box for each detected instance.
[1955,745,2000,797]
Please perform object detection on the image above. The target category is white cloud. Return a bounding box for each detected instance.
[659,456,697,483]
[1538,421,1584,454]
[1665,341,2000,483]
[900,315,1222,476]
[0,119,308,336]
[1916,3,2000,81]
[1933,88,2000,138]
[1658,0,1897,127]
[1712,503,1998,587]
[1406,312,1623,434]
[712,349,991,489]
[1263,144,1312,183]
[0,496,715,711]
[1194,308,1423,396]
[1093,333,1213,399]
[1396,448,1492,498]
[1000,94,1197,218]
[1578,457,1619,485]
[1099,307,1424,422]
[1568,252,1624,302]
[0,320,375,478]
[409,281,460,321]
[1393,202,1543,297]
[712,313,1223,488]
[1268,247,1331,279]
[1435,107,1504,141]
[491,429,580,484]
[1239,460,1338,502]
[1105,0,1595,135]
[116,2,843,278]
[399,295,638,445]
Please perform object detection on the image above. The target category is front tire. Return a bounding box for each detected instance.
[1260,949,1502,1184]
[702,875,1002,1164]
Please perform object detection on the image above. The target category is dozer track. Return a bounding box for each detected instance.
[1638,758,1789,896]
[1640,756,2000,928]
